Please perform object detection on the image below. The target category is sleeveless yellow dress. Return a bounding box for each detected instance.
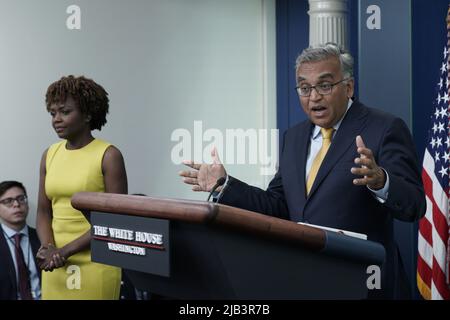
[42,139,121,300]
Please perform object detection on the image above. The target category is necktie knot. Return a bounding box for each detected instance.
[321,127,334,140]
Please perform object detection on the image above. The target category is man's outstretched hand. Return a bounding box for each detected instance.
[179,147,227,192]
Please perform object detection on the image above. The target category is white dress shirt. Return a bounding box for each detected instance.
[1,224,41,300]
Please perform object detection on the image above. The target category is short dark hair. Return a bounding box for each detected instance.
[45,75,110,130]
[0,181,27,198]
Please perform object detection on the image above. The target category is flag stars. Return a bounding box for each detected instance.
[432,123,438,134]
[431,137,437,148]
[443,151,450,163]
[435,108,441,118]
[438,166,448,178]
[439,78,444,89]
[435,152,441,162]
[437,92,442,104]
[438,122,446,133]
[446,136,450,148]
[444,46,449,59]
[436,137,443,148]
[441,62,447,74]
[440,107,448,118]
[443,92,449,104]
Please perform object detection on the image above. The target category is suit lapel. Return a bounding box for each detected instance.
[0,226,18,295]
[293,121,314,220]
[307,102,369,198]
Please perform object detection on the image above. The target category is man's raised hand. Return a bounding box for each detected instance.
[179,147,227,192]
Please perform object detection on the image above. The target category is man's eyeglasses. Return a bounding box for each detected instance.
[296,77,351,97]
[0,195,28,208]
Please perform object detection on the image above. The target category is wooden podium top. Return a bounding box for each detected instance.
[71,192,326,251]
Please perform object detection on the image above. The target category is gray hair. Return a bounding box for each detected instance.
[295,42,354,79]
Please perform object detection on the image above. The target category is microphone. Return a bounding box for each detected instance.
[207,177,226,202]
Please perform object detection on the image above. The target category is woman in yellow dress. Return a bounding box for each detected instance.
[36,75,128,299]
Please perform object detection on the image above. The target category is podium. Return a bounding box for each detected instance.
[71,192,385,299]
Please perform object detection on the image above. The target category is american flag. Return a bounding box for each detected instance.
[416,5,450,300]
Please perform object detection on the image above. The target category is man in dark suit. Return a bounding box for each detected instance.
[180,43,426,299]
[0,181,41,300]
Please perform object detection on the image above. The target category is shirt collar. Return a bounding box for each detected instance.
[1,223,29,239]
[312,99,353,140]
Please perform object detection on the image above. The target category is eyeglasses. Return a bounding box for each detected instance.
[295,77,351,97]
[0,195,28,208]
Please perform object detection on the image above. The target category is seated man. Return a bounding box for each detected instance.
[0,181,41,300]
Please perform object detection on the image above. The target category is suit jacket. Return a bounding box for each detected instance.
[219,101,426,299]
[0,225,41,300]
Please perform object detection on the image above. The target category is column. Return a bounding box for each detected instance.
[308,0,348,49]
